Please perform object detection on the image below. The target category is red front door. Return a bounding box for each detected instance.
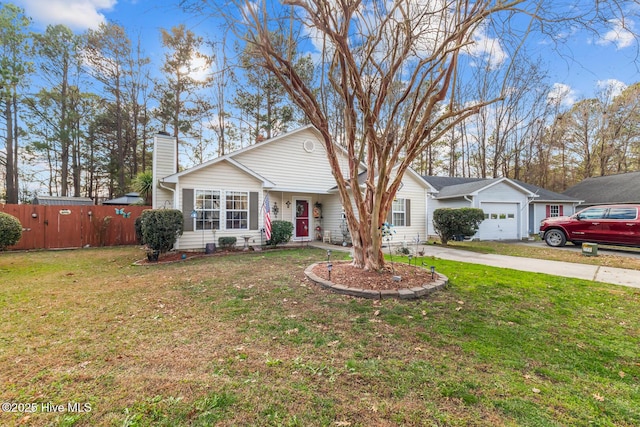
[295,200,309,238]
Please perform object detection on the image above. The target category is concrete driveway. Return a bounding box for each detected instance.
[516,240,640,259]
[418,243,640,289]
[311,242,640,289]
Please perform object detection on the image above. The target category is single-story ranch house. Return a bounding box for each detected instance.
[152,126,581,250]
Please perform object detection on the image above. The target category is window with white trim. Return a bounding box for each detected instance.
[549,205,560,217]
[392,199,406,226]
[195,190,220,230]
[225,191,248,229]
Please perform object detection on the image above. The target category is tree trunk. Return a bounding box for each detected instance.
[4,98,18,204]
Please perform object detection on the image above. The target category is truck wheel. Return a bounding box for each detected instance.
[544,229,567,247]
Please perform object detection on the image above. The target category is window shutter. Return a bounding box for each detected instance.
[250,192,259,230]
[545,205,550,218]
[559,205,564,216]
[387,205,392,224]
[183,189,194,232]
[406,199,411,226]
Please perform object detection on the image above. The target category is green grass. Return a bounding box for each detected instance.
[0,247,638,426]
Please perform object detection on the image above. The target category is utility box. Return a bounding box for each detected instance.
[582,242,598,257]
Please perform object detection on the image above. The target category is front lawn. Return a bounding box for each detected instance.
[1,247,638,426]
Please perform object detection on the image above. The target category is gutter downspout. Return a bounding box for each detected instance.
[158,180,176,208]
[158,179,178,248]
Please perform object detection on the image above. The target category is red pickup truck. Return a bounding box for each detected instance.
[539,205,640,247]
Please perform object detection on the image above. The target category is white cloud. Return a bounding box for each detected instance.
[547,83,578,108]
[596,18,636,50]
[596,78,627,101]
[13,0,115,31]
[465,27,508,69]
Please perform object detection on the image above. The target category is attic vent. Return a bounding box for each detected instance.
[303,139,315,153]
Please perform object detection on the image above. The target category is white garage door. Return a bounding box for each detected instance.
[479,203,519,240]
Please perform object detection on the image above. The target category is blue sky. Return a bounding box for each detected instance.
[11,0,640,106]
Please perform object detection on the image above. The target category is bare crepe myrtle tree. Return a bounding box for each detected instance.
[190,0,638,271]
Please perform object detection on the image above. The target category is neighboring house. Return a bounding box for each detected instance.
[102,192,145,205]
[422,176,582,240]
[152,126,431,250]
[563,171,640,208]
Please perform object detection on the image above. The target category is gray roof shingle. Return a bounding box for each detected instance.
[563,172,640,205]
[422,176,580,202]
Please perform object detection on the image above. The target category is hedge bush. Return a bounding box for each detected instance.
[218,236,237,249]
[433,208,485,245]
[140,209,183,254]
[134,210,150,244]
[0,212,22,250]
[267,220,293,247]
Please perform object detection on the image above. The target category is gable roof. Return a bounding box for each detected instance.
[160,125,363,193]
[563,172,640,205]
[422,176,579,202]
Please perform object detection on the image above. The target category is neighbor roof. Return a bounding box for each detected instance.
[422,176,580,202]
[512,179,581,203]
[421,176,486,191]
[33,196,94,205]
[102,192,145,205]
[563,171,640,205]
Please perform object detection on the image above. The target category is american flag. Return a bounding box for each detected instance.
[264,194,272,241]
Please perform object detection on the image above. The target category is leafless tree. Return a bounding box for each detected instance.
[191,0,639,270]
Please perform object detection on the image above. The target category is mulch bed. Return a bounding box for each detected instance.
[311,260,437,291]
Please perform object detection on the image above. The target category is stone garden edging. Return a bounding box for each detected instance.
[304,262,448,300]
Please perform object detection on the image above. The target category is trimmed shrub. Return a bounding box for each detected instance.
[218,236,237,249]
[0,212,22,250]
[268,220,293,247]
[433,208,485,245]
[135,210,151,244]
[140,209,183,254]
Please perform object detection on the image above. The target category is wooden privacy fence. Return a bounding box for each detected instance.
[1,204,151,250]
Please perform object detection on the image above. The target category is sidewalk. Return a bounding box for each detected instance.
[309,242,640,289]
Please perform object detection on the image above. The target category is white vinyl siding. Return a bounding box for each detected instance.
[232,129,357,193]
[152,134,178,209]
[176,163,264,249]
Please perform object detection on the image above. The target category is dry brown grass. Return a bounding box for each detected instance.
[1,246,638,426]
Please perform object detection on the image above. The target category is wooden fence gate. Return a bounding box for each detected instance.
[1,204,151,250]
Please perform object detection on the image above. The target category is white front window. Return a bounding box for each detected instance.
[392,199,406,226]
[225,191,248,229]
[195,190,220,230]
